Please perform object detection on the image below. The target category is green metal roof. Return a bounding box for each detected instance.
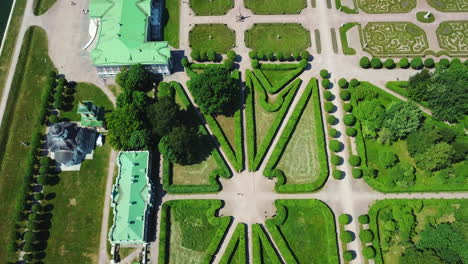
[89,0,171,66]
[109,151,152,244]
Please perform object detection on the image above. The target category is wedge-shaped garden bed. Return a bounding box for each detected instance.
[265,200,340,264]
[220,223,247,264]
[263,79,328,193]
[252,224,283,263]
[158,200,232,264]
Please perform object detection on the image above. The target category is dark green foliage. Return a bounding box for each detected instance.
[251,59,260,69]
[399,58,409,68]
[324,90,333,101]
[414,142,455,171]
[266,51,274,61]
[352,168,363,179]
[383,101,422,140]
[190,68,240,115]
[339,214,351,225]
[424,58,435,68]
[340,230,354,243]
[344,103,353,112]
[257,50,265,60]
[359,229,374,243]
[320,69,329,78]
[410,57,424,70]
[158,125,201,165]
[358,214,369,224]
[191,50,201,61]
[329,128,339,138]
[226,50,236,60]
[327,115,338,125]
[346,127,357,137]
[349,155,361,166]
[200,51,208,61]
[360,56,370,68]
[331,155,343,165]
[300,50,310,61]
[223,59,234,70]
[343,250,355,261]
[388,162,416,188]
[332,170,344,179]
[157,82,175,98]
[362,246,376,259]
[181,57,189,68]
[249,50,257,59]
[340,90,350,101]
[383,58,395,69]
[128,130,150,150]
[338,78,348,88]
[324,102,334,113]
[350,78,360,87]
[379,151,398,168]
[370,57,382,69]
[321,79,330,89]
[116,64,152,92]
[344,114,356,126]
[400,247,445,264]
[330,140,342,152]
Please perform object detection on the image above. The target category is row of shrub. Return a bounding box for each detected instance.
[182,57,235,74]
[190,49,236,63]
[249,50,310,62]
[219,223,247,264]
[263,79,329,192]
[360,56,468,70]
[7,71,62,263]
[252,224,282,263]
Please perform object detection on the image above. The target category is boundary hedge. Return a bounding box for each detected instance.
[339,23,359,55]
[263,79,329,192]
[253,67,304,94]
[219,223,247,264]
[252,224,282,264]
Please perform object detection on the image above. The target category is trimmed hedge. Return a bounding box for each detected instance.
[252,66,304,94]
[321,79,330,89]
[327,115,338,125]
[329,128,339,138]
[340,230,354,243]
[343,103,353,112]
[324,102,334,113]
[331,155,343,165]
[252,224,282,264]
[219,223,247,264]
[358,214,370,224]
[324,91,333,101]
[352,167,363,179]
[263,79,329,192]
[339,214,352,225]
[360,56,371,68]
[359,229,374,243]
[343,114,356,126]
[259,60,307,70]
[329,140,342,152]
[338,78,348,88]
[245,71,256,170]
[349,155,361,166]
[346,127,357,137]
[320,69,329,78]
[340,90,351,101]
[332,170,344,180]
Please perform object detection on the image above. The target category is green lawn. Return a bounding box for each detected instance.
[0,0,26,105]
[44,144,112,263]
[219,223,247,264]
[267,200,340,263]
[172,155,218,185]
[245,23,311,54]
[163,0,180,48]
[253,91,278,148]
[59,82,114,121]
[244,0,307,14]
[189,24,235,53]
[262,69,298,86]
[252,224,282,263]
[0,26,56,262]
[190,0,234,15]
[33,0,57,15]
[159,200,231,264]
[215,114,236,152]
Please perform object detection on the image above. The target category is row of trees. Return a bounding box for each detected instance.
[249,50,310,62]
[359,56,468,70]
[190,50,236,62]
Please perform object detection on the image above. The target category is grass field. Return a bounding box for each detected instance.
[163,0,180,48]
[160,200,231,264]
[33,0,57,15]
[437,21,468,55]
[44,143,112,263]
[245,23,310,54]
[0,26,56,262]
[0,0,26,105]
[220,223,247,264]
[190,0,234,15]
[244,0,307,14]
[189,24,235,53]
[172,155,218,185]
[262,69,298,86]
[267,200,340,263]
[59,82,114,121]
[276,90,321,184]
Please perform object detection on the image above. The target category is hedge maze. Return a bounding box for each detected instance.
[245,23,311,55]
[357,0,416,13]
[427,0,468,12]
[189,24,236,54]
[360,22,429,56]
[158,200,232,264]
[437,21,468,55]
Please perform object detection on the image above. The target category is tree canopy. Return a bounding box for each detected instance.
[189,68,240,115]
[383,101,423,140]
[158,125,204,165]
[116,64,153,92]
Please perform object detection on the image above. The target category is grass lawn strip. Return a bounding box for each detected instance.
[33,0,57,15]
[265,79,329,192]
[219,223,247,264]
[159,200,232,264]
[245,23,311,54]
[189,24,235,53]
[437,21,468,56]
[0,26,56,262]
[252,224,282,264]
[163,0,180,48]
[357,0,415,13]
[339,22,359,55]
[244,0,306,14]
[189,0,234,15]
[266,200,340,264]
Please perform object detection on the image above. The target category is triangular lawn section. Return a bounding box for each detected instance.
[252,66,304,94]
[161,82,232,193]
[219,223,247,264]
[262,69,300,86]
[263,79,329,192]
[246,70,301,171]
[252,224,282,264]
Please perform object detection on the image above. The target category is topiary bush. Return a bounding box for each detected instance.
[327,115,338,125]
[370,57,383,69]
[343,103,353,112]
[359,229,374,243]
[410,57,423,70]
[338,78,348,88]
[207,50,216,61]
[339,214,352,225]
[324,91,333,101]
[252,59,260,69]
[249,50,257,59]
[340,230,354,243]
[329,128,339,138]
[191,50,201,61]
[330,140,342,152]
[379,151,399,168]
[349,78,360,87]
[292,51,300,61]
[358,214,370,224]
[321,79,330,89]
[277,51,284,61]
[300,50,310,61]
[266,51,275,61]
[399,58,409,68]
[451,58,461,65]
[360,56,371,68]
[383,58,396,69]
[424,58,435,68]
[331,154,343,165]
[439,58,450,68]
[324,102,334,113]
[349,155,361,166]
[227,50,236,61]
[352,167,363,179]
[346,127,357,137]
[223,59,234,70]
[320,69,329,78]
[363,246,376,259]
[332,170,344,179]
[257,50,265,60]
[343,114,356,126]
[340,90,351,101]
[343,250,356,261]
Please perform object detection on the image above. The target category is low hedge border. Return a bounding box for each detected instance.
[339,22,359,55]
[335,0,358,14]
[252,67,305,94]
[162,83,232,193]
[263,79,329,192]
[219,223,247,264]
[252,224,282,264]
[384,81,409,97]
